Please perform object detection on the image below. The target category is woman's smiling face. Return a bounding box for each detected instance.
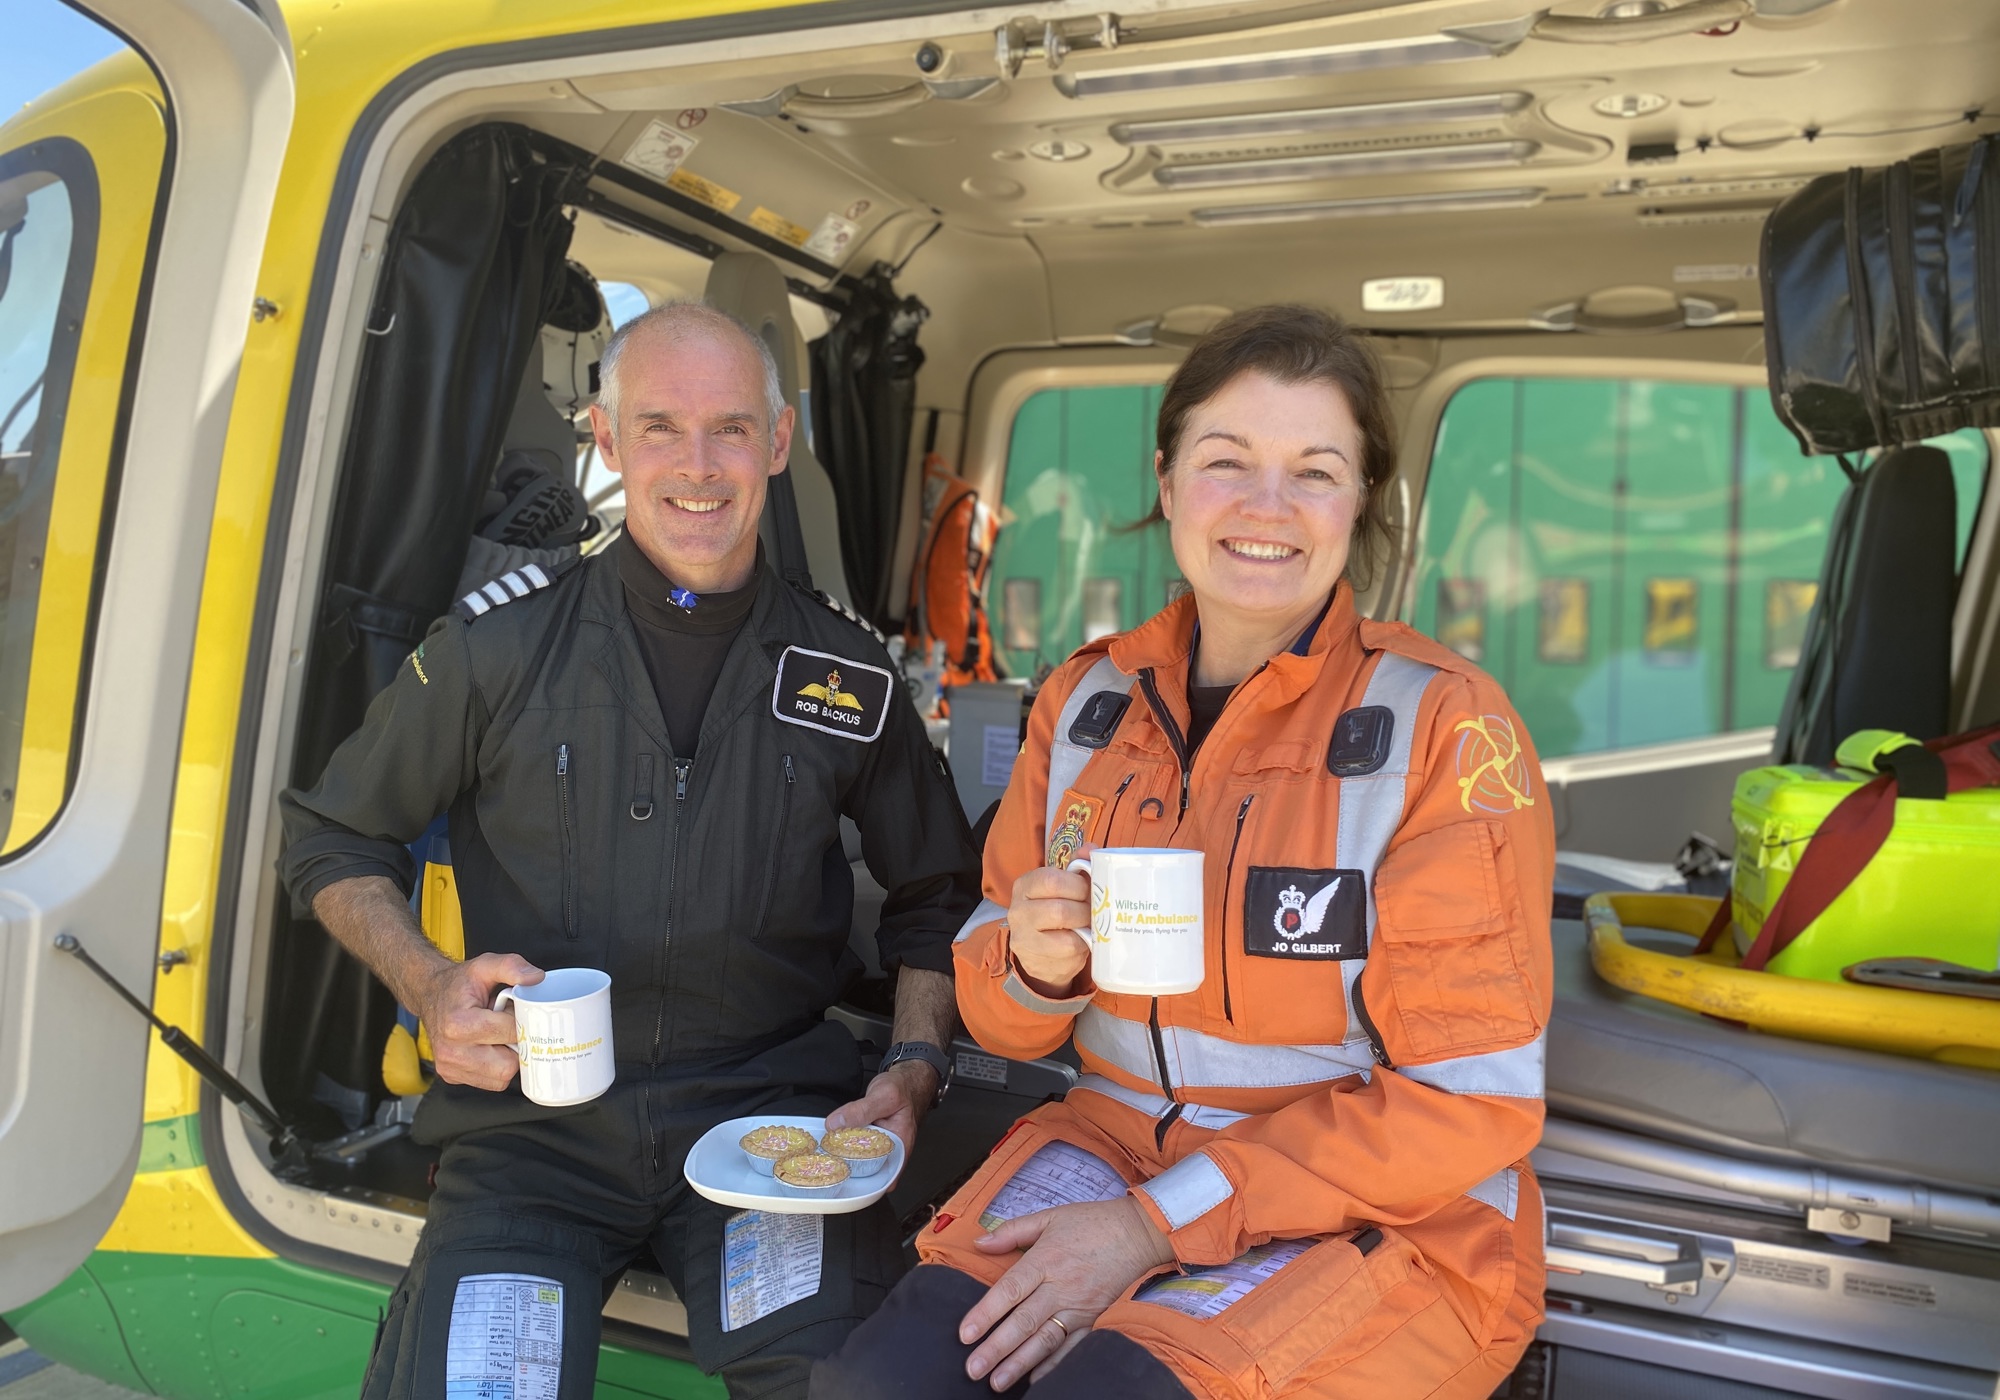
[1157,369,1366,627]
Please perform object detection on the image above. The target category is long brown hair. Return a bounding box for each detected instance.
[1147,304,1398,585]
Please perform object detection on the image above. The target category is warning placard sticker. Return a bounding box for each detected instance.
[669,169,741,213]
[621,119,700,183]
[749,207,814,247]
[804,213,860,263]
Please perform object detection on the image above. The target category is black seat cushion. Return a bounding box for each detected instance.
[1774,444,1958,766]
[1546,915,2000,1195]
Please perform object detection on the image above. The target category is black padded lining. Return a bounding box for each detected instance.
[1773,445,1959,766]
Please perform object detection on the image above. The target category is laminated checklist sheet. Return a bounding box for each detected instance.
[1133,1239,1314,1320]
[723,1209,824,1331]
[979,1142,1129,1232]
[446,1273,563,1399]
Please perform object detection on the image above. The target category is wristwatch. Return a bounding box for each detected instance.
[880,1041,953,1107]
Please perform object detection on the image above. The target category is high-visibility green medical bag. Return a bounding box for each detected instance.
[1726,726,2000,983]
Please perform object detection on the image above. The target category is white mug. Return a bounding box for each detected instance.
[1071,848,1206,996]
[494,967,616,1106]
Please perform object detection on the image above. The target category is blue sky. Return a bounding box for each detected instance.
[2,2,127,121]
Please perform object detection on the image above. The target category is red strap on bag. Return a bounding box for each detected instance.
[1733,724,2000,972]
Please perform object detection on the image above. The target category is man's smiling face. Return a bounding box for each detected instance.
[590,322,793,593]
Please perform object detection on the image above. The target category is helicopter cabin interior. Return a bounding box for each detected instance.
[13,0,1994,1395]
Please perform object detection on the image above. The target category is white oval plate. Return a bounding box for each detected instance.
[682,1114,905,1215]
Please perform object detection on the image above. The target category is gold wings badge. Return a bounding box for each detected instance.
[798,668,864,711]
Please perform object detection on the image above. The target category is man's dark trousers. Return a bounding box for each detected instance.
[362,1021,905,1400]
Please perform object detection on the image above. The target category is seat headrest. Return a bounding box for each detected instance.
[704,252,803,405]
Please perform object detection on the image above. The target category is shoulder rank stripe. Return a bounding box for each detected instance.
[802,584,886,644]
[456,563,554,622]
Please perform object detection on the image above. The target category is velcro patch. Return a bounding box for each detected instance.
[1067,691,1132,749]
[1327,705,1394,777]
[771,646,892,742]
[1244,866,1366,960]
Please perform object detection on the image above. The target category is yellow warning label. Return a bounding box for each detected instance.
[668,168,741,213]
[749,206,813,247]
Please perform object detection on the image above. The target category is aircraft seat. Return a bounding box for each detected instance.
[702,251,855,609]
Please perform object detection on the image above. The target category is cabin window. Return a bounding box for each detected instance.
[1408,377,1990,760]
[0,152,96,850]
[990,384,1175,677]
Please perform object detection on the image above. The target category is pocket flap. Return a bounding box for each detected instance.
[1375,822,1504,939]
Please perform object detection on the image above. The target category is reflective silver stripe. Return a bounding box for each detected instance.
[1336,651,1439,1043]
[955,897,1007,944]
[521,562,550,589]
[1003,970,1090,1016]
[1400,1033,1545,1100]
[460,590,491,616]
[1044,654,1136,839]
[482,580,510,606]
[1078,1005,1374,1092]
[1072,1074,1249,1129]
[501,570,529,598]
[1140,1151,1235,1232]
[1466,1166,1519,1221]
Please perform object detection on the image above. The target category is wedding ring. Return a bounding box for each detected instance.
[1048,1315,1071,1339]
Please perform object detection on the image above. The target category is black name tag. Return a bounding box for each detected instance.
[1244,866,1366,960]
[771,646,893,742]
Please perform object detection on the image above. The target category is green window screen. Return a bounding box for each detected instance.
[1409,377,1990,760]
[991,384,1175,677]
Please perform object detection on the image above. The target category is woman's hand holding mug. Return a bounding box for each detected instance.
[1007,861,1093,997]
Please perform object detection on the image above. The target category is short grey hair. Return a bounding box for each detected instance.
[598,300,787,429]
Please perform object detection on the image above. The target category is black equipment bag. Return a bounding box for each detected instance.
[1762,135,2000,455]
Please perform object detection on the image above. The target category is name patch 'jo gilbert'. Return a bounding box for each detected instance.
[771,646,893,742]
[1243,866,1366,960]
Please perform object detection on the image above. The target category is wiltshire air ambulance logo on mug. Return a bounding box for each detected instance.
[772,646,893,741]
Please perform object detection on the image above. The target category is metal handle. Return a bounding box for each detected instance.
[1546,1244,1703,1286]
[1533,0,1751,43]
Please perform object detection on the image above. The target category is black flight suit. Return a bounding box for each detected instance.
[278,545,981,1399]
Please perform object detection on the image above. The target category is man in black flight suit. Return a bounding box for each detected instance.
[279,302,981,1399]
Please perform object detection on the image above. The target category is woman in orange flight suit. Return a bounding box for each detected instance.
[813,306,1555,1400]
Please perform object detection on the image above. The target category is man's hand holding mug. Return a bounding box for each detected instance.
[416,952,544,1091]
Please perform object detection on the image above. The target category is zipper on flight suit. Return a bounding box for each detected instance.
[650,758,694,1078]
[1135,669,1192,816]
[1220,794,1255,1023]
[750,756,797,935]
[1134,668,1192,1147]
[556,744,577,939]
[1350,976,1393,1069]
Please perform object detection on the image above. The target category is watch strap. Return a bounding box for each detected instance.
[881,1041,951,1103]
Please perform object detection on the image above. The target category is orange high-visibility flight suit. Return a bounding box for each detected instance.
[920,587,1555,1399]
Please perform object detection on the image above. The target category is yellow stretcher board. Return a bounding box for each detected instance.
[1584,893,2000,1071]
